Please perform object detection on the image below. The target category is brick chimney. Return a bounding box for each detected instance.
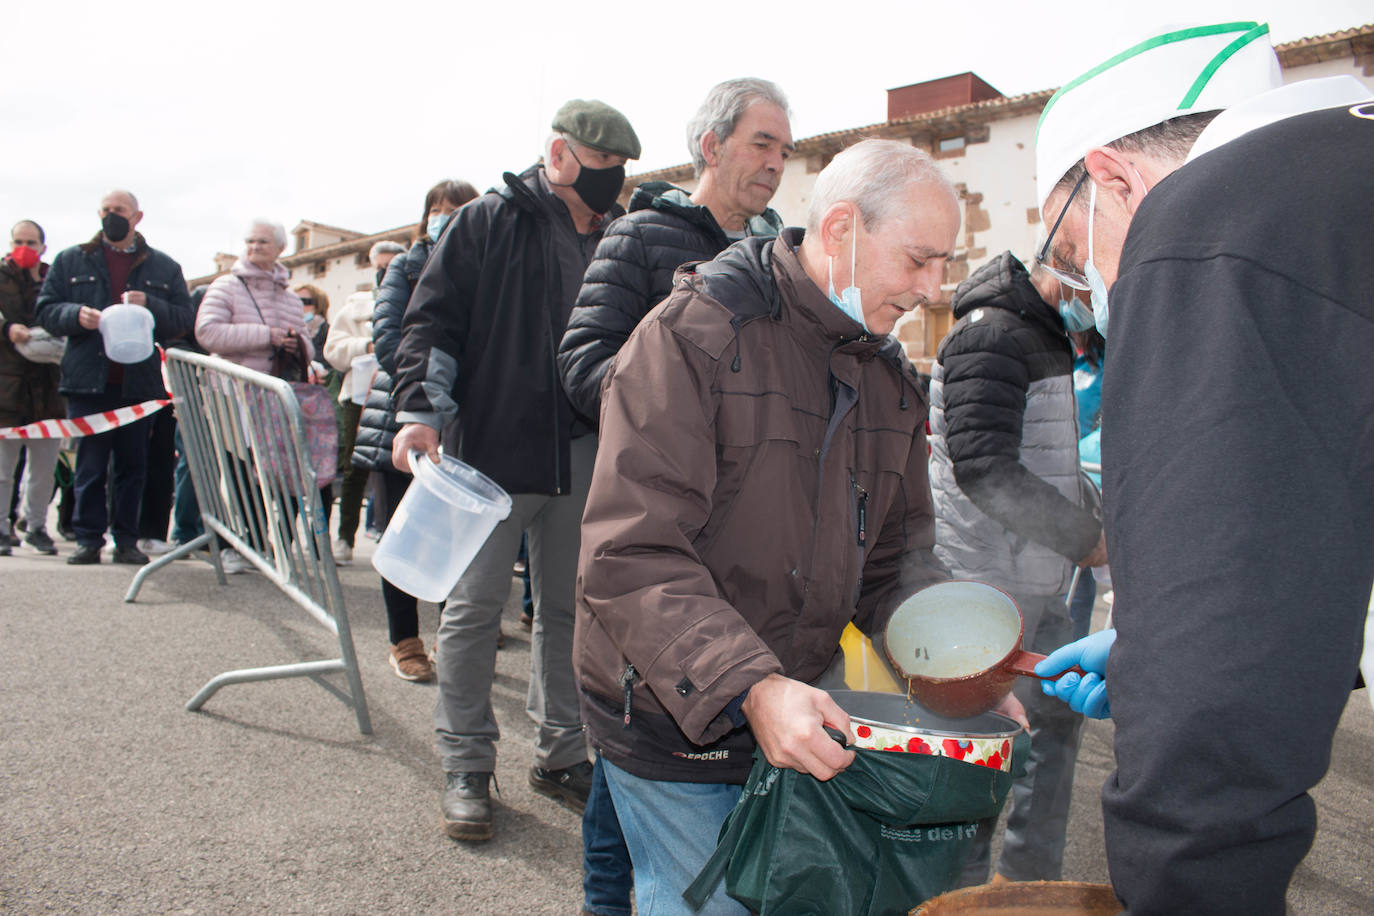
[887,72,1003,121]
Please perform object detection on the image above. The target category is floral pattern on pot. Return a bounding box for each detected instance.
[851,721,1013,772]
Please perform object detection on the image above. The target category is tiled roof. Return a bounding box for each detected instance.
[188,224,417,287]
[629,89,1054,185]
[290,219,364,240]
[1275,22,1374,65]
[629,23,1371,184]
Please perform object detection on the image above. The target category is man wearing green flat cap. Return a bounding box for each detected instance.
[391,98,640,843]
[1031,21,1374,914]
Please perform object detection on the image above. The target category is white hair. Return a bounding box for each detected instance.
[369,240,406,262]
[246,218,287,248]
[685,78,791,177]
[805,140,956,231]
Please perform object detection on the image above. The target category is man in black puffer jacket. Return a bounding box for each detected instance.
[558,78,792,425]
[927,250,1105,887]
[556,79,791,916]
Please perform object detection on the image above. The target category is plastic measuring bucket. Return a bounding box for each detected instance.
[99,301,154,364]
[372,452,512,603]
[349,353,378,405]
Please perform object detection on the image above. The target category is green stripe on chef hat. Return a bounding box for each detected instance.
[1034,22,1281,209]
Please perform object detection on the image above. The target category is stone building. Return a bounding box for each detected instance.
[624,23,1374,369]
[190,220,414,320]
[189,24,1372,367]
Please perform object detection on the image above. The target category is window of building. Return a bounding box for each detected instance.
[313,261,328,277]
[355,251,370,268]
[937,136,966,153]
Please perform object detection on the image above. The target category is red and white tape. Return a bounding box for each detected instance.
[0,398,171,440]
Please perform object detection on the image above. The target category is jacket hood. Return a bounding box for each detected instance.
[683,227,917,387]
[952,250,1063,334]
[630,181,784,239]
[230,256,289,287]
[500,163,626,226]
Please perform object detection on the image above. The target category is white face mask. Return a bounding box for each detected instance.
[1059,295,1095,333]
[828,222,869,333]
[1085,181,1110,337]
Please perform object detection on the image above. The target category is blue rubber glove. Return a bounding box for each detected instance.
[1035,628,1116,719]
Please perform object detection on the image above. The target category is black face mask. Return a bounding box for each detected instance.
[101,212,131,242]
[556,146,624,215]
[375,268,386,288]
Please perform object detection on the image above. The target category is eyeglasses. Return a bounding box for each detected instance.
[1036,171,1090,291]
[299,297,315,305]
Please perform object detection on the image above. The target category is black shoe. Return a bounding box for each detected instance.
[442,772,494,841]
[112,544,150,565]
[24,528,58,555]
[529,760,593,813]
[0,532,12,557]
[68,543,102,565]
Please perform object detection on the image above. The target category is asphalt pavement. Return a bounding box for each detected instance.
[1,527,1370,914]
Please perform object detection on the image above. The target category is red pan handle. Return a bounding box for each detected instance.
[1007,650,1086,680]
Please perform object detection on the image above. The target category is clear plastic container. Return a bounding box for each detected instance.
[371,452,512,602]
[99,300,154,364]
[349,353,378,405]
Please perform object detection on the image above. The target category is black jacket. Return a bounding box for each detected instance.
[927,251,1100,595]
[1099,104,1374,916]
[393,165,619,495]
[35,233,192,399]
[558,181,782,424]
[352,238,430,472]
[0,258,63,426]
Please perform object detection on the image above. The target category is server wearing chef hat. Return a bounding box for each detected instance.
[1030,21,1374,915]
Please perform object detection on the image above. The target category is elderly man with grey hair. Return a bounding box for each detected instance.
[574,139,997,914]
[559,76,791,916]
[558,77,792,424]
[367,240,406,288]
[36,190,192,566]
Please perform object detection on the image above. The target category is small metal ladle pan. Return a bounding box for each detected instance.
[884,580,1084,718]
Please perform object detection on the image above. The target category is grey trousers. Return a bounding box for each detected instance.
[0,439,60,537]
[959,589,1084,884]
[434,434,596,775]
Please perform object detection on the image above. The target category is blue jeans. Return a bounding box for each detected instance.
[170,427,203,544]
[601,757,745,916]
[583,756,634,916]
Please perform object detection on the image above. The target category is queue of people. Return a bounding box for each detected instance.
[5,26,1371,915]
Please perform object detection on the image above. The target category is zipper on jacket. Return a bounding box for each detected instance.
[852,474,868,547]
[852,474,868,606]
[619,662,637,729]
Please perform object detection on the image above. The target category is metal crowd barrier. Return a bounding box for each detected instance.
[126,350,372,734]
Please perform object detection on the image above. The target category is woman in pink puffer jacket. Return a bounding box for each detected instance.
[196,220,312,374]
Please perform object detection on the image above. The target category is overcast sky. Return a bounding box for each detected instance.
[4,0,1368,277]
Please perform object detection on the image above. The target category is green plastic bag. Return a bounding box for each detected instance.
[684,732,1029,915]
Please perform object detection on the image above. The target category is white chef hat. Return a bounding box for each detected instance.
[1035,22,1282,208]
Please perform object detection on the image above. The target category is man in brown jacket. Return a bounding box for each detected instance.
[575,139,965,913]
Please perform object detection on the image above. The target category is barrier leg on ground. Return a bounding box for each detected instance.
[128,350,371,735]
